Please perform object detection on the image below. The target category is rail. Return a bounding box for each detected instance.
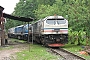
[50,48,86,60]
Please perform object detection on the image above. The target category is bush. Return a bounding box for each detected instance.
[68,28,86,45]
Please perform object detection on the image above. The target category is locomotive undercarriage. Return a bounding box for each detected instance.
[40,34,68,46]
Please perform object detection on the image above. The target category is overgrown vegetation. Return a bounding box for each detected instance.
[68,28,88,45]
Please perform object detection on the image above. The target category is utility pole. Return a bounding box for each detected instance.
[0,6,5,46]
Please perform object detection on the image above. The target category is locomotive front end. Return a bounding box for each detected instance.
[41,16,68,47]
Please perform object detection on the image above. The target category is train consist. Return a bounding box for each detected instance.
[8,16,68,47]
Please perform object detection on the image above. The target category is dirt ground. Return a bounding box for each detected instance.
[0,48,20,60]
[0,39,28,60]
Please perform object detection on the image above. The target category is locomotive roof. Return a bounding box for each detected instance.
[31,16,66,25]
[44,16,64,19]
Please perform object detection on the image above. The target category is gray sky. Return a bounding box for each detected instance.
[0,0,19,14]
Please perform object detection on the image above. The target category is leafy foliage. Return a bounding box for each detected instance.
[69,28,87,45]
[5,0,56,29]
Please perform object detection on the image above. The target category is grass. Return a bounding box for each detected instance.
[62,43,90,60]
[0,46,13,51]
[15,44,62,60]
[9,38,27,43]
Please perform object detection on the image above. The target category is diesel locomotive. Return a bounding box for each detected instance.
[32,16,68,47]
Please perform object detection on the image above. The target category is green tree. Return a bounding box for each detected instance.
[5,0,56,29]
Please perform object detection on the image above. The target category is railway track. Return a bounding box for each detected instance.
[50,48,86,60]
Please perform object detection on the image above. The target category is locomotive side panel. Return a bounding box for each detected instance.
[32,20,44,43]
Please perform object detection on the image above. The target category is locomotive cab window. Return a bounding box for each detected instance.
[46,19,55,24]
[57,19,66,24]
[46,19,66,24]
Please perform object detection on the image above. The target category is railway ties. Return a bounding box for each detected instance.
[50,48,86,60]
